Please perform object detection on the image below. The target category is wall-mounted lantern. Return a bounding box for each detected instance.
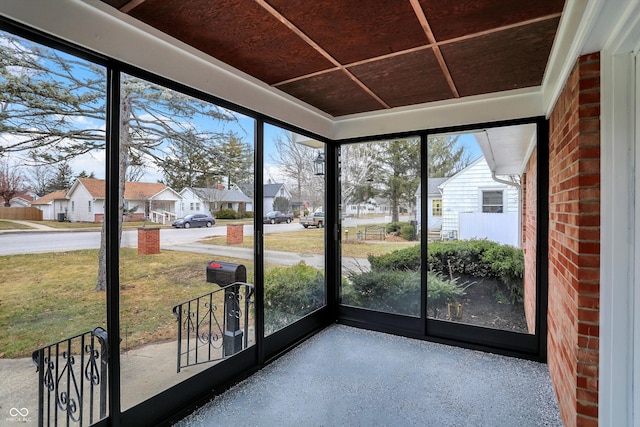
[314,152,325,176]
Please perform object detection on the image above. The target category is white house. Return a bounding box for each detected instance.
[9,191,38,208]
[263,182,292,215]
[179,187,253,217]
[439,156,520,246]
[343,197,391,217]
[30,190,69,220]
[66,178,182,224]
[415,178,447,234]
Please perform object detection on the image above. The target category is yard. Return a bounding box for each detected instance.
[0,249,251,358]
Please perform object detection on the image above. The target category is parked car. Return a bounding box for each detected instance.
[172,214,215,228]
[263,211,293,224]
[300,211,324,228]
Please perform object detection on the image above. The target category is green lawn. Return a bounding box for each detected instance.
[1,221,418,358]
[0,220,32,230]
[203,226,418,258]
[0,249,253,358]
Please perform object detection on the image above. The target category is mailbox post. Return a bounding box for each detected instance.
[206,261,247,357]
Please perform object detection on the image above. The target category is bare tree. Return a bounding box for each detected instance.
[340,143,384,215]
[0,158,24,206]
[26,163,54,196]
[270,131,320,205]
[1,31,238,290]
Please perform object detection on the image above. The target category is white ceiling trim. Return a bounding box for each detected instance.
[0,0,602,142]
[333,88,543,140]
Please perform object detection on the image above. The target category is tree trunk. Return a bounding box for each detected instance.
[96,92,131,291]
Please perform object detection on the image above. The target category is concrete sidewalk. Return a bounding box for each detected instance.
[163,242,370,271]
[0,340,213,422]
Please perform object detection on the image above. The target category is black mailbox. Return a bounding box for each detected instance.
[206,261,247,286]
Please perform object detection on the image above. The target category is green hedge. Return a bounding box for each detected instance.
[342,270,466,317]
[366,239,525,303]
[385,221,417,241]
[367,244,421,271]
[264,262,324,333]
[342,270,420,316]
[215,209,238,219]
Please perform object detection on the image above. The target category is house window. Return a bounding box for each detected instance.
[432,199,442,216]
[482,190,504,213]
[71,201,74,212]
[88,201,92,213]
[228,203,233,209]
[196,203,200,211]
[190,202,194,210]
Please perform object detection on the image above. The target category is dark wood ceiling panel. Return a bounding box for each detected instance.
[278,71,383,116]
[101,0,564,117]
[349,49,453,108]
[125,0,334,84]
[441,18,560,97]
[419,0,565,42]
[266,0,429,64]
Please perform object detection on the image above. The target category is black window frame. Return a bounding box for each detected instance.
[0,16,549,426]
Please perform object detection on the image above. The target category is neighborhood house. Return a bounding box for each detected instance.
[417,156,520,247]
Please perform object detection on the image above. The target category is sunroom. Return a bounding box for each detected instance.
[1,0,639,426]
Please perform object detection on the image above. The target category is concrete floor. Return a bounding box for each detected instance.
[175,325,562,427]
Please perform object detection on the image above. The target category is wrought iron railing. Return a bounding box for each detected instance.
[172,282,254,372]
[32,327,108,427]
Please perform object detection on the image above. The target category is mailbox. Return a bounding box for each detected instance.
[206,261,247,286]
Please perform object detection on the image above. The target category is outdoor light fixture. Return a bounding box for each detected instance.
[314,152,325,176]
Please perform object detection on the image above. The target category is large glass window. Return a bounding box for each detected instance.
[0,30,108,424]
[118,73,256,409]
[339,137,421,316]
[262,124,326,335]
[426,125,535,334]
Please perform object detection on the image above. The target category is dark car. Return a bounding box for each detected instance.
[262,210,293,224]
[172,214,215,228]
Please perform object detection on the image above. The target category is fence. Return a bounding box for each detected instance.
[172,282,254,372]
[458,212,519,247]
[0,207,43,220]
[32,327,108,427]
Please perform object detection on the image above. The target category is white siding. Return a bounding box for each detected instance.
[67,185,94,222]
[441,157,519,238]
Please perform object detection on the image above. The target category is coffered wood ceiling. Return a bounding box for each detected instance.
[100,0,565,117]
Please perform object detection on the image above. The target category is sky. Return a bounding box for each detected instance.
[1,29,483,189]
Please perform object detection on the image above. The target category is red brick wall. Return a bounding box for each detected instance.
[227,223,244,244]
[138,227,160,255]
[523,147,537,334]
[548,52,600,427]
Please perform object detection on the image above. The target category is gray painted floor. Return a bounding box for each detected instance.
[175,325,562,427]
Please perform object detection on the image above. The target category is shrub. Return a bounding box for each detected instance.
[400,224,416,241]
[427,240,524,303]
[385,222,405,234]
[427,271,466,317]
[241,211,254,219]
[367,244,421,272]
[215,209,238,219]
[264,262,324,333]
[341,269,466,317]
[342,270,420,316]
[367,239,525,304]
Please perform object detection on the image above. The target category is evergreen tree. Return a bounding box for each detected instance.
[48,161,74,191]
[379,139,420,222]
[427,135,470,177]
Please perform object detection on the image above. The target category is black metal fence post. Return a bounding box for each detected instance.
[32,328,108,427]
[223,284,243,357]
